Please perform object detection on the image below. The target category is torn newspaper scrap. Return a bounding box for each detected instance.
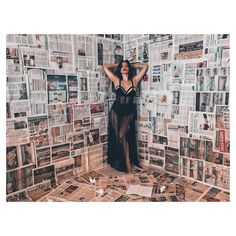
[126,185,153,198]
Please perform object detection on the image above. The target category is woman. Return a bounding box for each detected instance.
[103,60,148,173]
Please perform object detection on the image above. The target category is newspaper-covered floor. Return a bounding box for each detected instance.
[7,165,229,202]
[29,165,229,202]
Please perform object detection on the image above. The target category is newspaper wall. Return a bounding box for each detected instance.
[6,34,118,199]
[6,34,230,201]
[123,34,230,191]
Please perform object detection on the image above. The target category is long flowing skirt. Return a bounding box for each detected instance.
[107,104,139,172]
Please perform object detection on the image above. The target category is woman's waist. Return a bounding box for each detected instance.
[113,100,135,107]
[115,96,134,105]
[111,100,136,115]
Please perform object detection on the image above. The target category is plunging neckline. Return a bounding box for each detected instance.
[115,79,136,94]
[115,85,136,94]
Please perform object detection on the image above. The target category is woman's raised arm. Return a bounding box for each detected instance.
[132,63,149,85]
[102,63,119,83]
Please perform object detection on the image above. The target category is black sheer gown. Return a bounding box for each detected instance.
[107,77,139,172]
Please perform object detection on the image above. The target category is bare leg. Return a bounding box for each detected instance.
[119,114,134,172]
[122,137,131,172]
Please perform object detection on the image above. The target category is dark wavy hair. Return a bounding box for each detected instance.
[115,60,135,80]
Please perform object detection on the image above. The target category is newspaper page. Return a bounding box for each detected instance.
[7,165,35,194]
[28,115,50,148]
[48,34,73,72]
[12,100,31,117]
[165,146,180,174]
[174,34,204,60]
[137,36,149,63]
[68,130,88,175]
[204,35,230,67]
[141,92,156,118]
[73,104,91,131]
[188,111,215,139]
[204,162,229,190]
[151,64,161,90]
[126,185,153,198]
[148,34,173,44]
[91,115,107,135]
[125,40,137,62]
[87,144,104,171]
[214,129,230,153]
[215,105,230,130]
[21,47,49,68]
[27,68,48,115]
[149,40,173,65]
[148,142,165,169]
[195,92,229,112]
[6,118,29,146]
[33,164,57,187]
[184,63,197,84]
[96,38,122,66]
[6,47,23,76]
[6,76,28,101]
[67,75,78,103]
[90,102,105,116]
[151,63,171,91]
[19,142,36,167]
[35,147,51,167]
[169,63,184,90]
[167,124,188,148]
[50,124,73,145]
[47,74,67,104]
[47,104,68,126]
[6,34,47,49]
[73,35,95,71]
[138,140,150,166]
[54,159,75,184]
[51,143,70,163]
